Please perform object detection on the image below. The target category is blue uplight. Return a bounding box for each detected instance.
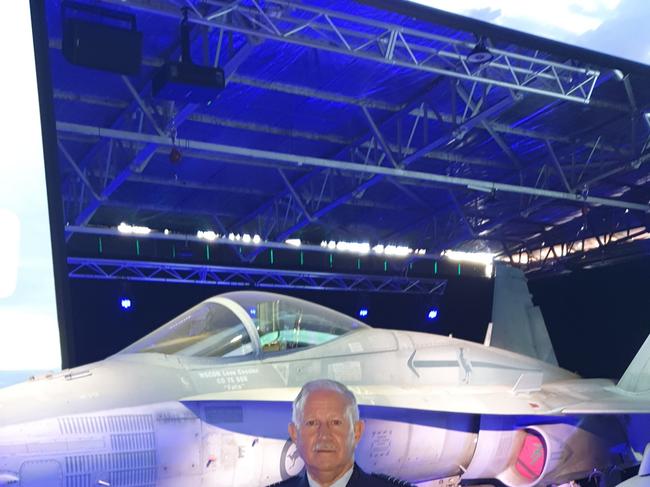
[120,298,132,310]
[427,308,439,320]
[248,307,257,317]
[358,308,368,318]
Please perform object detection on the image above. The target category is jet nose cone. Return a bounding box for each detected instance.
[0,376,60,428]
[0,472,19,483]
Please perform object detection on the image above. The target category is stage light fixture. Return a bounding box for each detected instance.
[152,7,225,103]
[467,38,493,64]
[427,308,439,321]
[120,298,132,310]
[117,222,151,235]
[358,308,369,318]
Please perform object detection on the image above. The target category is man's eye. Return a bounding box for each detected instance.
[305,420,317,427]
[330,419,342,426]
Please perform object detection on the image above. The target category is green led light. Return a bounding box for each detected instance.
[172,245,176,259]
[300,251,304,266]
[270,250,274,265]
[357,258,361,270]
[458,263,461,276]
[434,261,438,275]
[136,239,140,256]
[98,237,103,254]
[206,245,210,260]
[384,261,387,272]
[329,254,333,268]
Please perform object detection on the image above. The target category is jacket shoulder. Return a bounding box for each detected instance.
[265,476,301,487]
[366,472,415,486]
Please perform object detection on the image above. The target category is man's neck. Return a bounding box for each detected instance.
[306,462,354,487]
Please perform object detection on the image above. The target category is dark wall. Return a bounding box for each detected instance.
[68,275,493,366]
[529,258,650,380]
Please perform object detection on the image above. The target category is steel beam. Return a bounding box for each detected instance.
[506,225,649,274]
[230,78,451,232]
[72,42,257,228]
[67,257,448,295]
[263,94,519,248]
[57,121,650,213]
[83,171,402,210]
[53,88,625,156]
[545,140,573,192]
[57,141,102,202]
[277,169,315,222]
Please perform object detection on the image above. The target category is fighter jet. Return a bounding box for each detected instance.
[619,444,650,487]
[0,264,649,486]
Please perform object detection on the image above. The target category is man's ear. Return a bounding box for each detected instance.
[288,422,298,444]
[353,420,365,445]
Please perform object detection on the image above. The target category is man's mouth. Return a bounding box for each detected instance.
[313,442,337,452]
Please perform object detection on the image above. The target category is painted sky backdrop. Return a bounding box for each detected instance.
[0,2,61,383]
[409,0,650,66]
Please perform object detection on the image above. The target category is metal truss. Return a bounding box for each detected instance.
[223,68,634,255]
[67,257,448,294]
[501,225,650,274]
[54,86,626,158]
[54,0,642,266]
[52,82,628,153]
[57,121,650,212]
[71,41,257,229]
[102,0,601,104]
[56,73,630,246]
[58,70,649,260]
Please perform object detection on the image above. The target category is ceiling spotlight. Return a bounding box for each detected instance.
[467,38,493,64]
[427,308,439,321]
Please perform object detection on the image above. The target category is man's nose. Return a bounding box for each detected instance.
[317,422,332,435]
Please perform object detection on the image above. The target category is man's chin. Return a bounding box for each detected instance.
[308,454,354,474]
[309,454,342,468]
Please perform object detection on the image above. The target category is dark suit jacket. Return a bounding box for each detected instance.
[267,463,413,487]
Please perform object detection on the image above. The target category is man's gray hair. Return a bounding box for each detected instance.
[292,379,360,427]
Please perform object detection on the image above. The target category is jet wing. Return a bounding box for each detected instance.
[560,390,650,414]
[562,334,650,413]
[180,380,650,416]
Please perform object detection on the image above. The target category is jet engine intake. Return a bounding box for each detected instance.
[463,416,634,487]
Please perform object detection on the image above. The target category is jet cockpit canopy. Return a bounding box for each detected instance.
[119,291,368,359]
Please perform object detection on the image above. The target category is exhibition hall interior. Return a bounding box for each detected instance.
[1,0,650,486]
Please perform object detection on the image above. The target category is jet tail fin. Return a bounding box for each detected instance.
[490,263,558,366]
[617,334,650,393]
[483,322,493,347]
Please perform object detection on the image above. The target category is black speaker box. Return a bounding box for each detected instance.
[62,17,142,75]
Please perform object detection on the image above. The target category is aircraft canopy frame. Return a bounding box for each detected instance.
[119,291,368,360]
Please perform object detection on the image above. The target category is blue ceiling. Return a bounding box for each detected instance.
[44,0,650,275]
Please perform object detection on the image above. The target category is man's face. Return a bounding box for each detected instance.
[288,389,364,480]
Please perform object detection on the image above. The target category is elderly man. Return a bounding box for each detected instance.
[269,379,412,487]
